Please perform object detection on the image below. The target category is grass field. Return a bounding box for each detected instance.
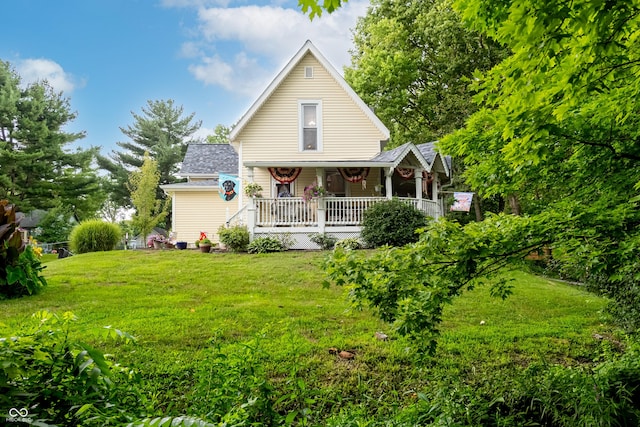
[0,249,622,424]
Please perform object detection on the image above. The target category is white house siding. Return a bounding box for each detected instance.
[172,191,235,246]
[234,53,387,165]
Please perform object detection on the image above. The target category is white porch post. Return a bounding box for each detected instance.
[385,167,394,199]
[432,174,438,201]
[315,168,325,187]
[316,168,326,233]
[415,168,423,200]
[246,167,256,238]
[433,175,441,217]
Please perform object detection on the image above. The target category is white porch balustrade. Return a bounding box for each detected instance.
[252,197,440,228]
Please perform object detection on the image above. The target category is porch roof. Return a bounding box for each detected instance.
[244,142,449,176]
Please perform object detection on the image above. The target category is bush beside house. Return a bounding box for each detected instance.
[361,199,428,247]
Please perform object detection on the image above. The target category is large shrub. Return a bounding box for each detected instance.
[361,199,428,247]
[1,200,47,299]
[69,220,122,254]
[218,224,250,252]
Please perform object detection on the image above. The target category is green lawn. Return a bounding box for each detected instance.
[1,249,619,424]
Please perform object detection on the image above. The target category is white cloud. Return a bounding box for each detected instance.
[160,0,230,8]
[179,41,203,58]
[15,58,80,94]
[182,0,369,96]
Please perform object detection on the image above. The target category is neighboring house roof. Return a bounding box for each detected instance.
[229,40,390,144]
[17,209,48,229]
[179,144,238,177]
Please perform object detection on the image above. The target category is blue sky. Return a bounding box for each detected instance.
[1,0,368,156]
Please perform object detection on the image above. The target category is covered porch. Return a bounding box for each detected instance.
[228,143,451,249]
[237,195,443,249]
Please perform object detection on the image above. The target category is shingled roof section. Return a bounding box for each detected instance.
[179,144,239,176]
[416,142,452,173]
[369,142,413,163]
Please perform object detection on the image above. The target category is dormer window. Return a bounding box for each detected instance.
[299,100,322,151]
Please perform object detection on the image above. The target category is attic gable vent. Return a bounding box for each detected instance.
[305,66,313,78]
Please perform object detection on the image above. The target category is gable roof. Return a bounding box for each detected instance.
[416,142,452,177]
[229,40,390,143]
[370,143,432,170]
[369,142,451,177]
[179,143,238,177]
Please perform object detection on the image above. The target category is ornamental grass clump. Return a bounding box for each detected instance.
[69,220,122,254]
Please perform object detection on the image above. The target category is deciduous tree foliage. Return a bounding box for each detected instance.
[0,60,105,218]
[127,153,167,245]
[206,124,231,144]
[345,0,508,147]
[439,0,640,326]
[325,0,640,349]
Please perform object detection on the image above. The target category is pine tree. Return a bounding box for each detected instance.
[0,60,105,218]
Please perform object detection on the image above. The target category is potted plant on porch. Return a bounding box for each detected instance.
[244,182,263,198]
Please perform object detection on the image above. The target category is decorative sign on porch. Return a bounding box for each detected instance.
[268,167,302,183]
[218,173,240,201]
[450,192,474,212]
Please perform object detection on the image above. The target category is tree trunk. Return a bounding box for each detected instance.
[507,194,522,216]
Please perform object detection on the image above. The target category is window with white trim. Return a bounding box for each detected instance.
[305,66,314,78]
[299,101,322,151]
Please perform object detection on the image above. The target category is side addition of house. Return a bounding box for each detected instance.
[161,40,451,249]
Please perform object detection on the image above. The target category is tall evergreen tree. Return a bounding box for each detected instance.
[98,99,202,209]
[0,60,105,218]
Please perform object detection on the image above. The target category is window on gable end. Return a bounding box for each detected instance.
[299,101,322,152]
[305,66,314,78]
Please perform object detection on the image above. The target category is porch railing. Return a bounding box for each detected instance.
[397,197,441,219]
[254,197,440,227]
[325,197,385,225]
[255,198,319,226]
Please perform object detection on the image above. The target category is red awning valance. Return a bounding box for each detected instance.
[268,167,302,183]
[395,168,414,179]
[338,167,369,183]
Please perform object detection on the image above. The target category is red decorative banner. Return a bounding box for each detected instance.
[268,167,302,183]
[395,168,414,179]
[338,167,370,183]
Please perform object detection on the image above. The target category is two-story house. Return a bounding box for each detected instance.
[161,40,451,249]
